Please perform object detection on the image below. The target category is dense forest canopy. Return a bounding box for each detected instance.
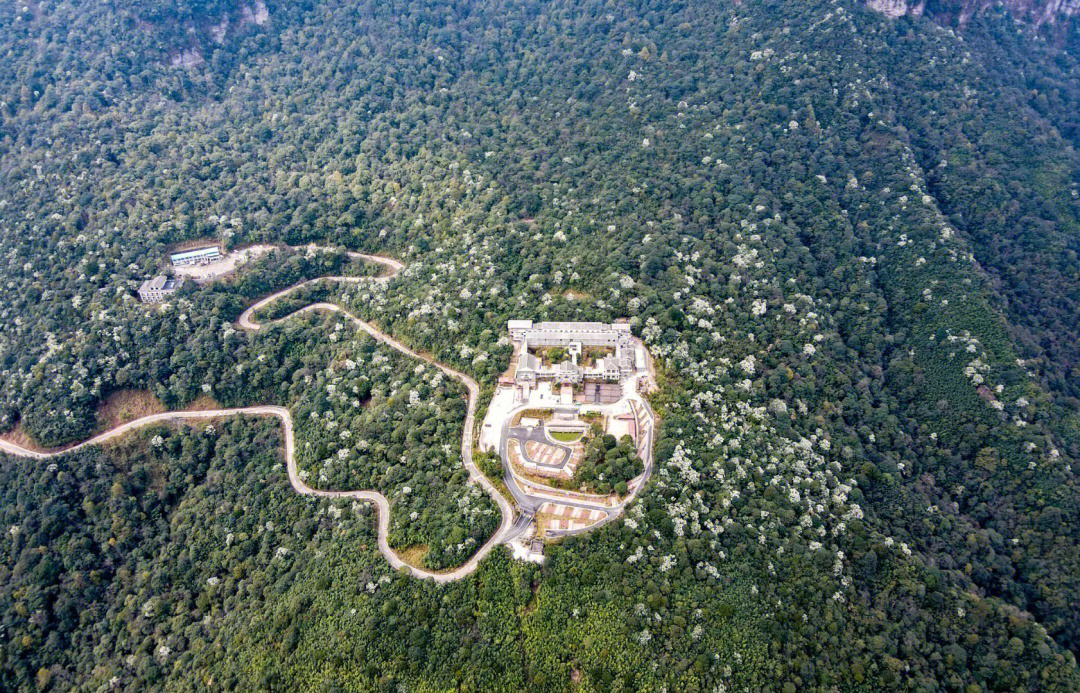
[2,0,1080,689]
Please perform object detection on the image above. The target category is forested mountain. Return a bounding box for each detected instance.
[2,0,1080,690]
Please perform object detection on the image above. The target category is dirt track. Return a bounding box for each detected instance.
[0,250,514,583]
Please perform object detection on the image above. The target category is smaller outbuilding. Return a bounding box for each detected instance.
[596,356,621,381]
[554,360,582,385]
[138,275,182,303]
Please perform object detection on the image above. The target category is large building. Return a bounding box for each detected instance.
[170,245,223,266]
[510,320,640,387]
[507,320,632,349]
[138,275,182,303]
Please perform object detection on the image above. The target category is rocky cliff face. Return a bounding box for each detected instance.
[867,0,1080,26]
[866,0,926,19]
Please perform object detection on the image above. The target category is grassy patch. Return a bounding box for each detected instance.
[398,544,430,568]
[513,408,554,425]
[185,394,223,411]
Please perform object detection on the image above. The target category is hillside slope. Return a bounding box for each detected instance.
[2,0,1080,689]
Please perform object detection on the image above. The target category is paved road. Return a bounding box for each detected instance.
[508,424,572,469]
[495,379,658,537]
[237,251,403,331]
[1,249,516,584]
[496,377,656,535]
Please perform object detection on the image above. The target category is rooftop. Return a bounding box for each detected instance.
[170,246,222,261]
[139,275,181,292]
[533,321,629,332]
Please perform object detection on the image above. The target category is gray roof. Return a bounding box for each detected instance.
[534,321,607,331]
[139,275,180,293]
[519,351,540,371]
[139,275,167,292]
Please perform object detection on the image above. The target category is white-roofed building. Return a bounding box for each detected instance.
[508,319,534,341]
[509,319,643,386]
[509,319,642,387]
[170,246,223,266]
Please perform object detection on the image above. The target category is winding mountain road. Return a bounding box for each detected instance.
[1,250,517,583]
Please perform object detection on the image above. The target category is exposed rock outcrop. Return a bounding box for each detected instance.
[164,2,271,69]
[242,1,270,27]
[866,0,926,18]
[867,0,1079,26]
[170,49,204,68]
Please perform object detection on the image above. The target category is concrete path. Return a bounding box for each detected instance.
[1,249,516,584]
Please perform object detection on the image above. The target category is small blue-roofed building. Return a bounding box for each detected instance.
[170,246,223,266]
